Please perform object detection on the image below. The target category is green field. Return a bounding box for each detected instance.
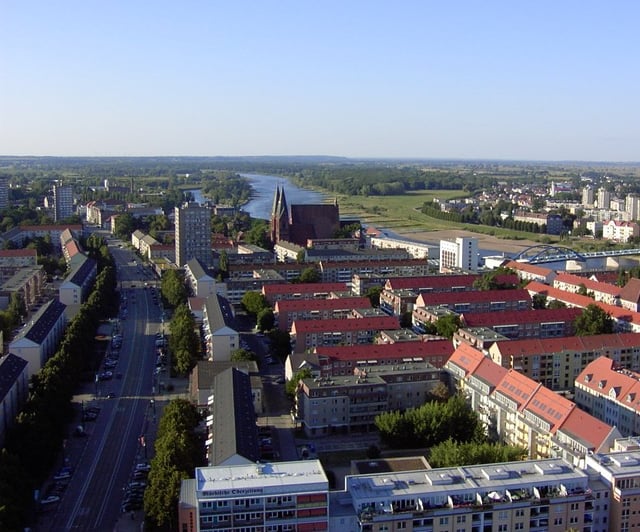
[337,190,559,243]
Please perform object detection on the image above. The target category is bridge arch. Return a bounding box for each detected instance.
[512,244,586,263]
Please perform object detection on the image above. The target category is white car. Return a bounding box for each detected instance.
[41,495,61,505]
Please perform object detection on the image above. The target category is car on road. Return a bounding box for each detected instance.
[135,463,151,472]
[40,495,61,505]
[106,392,116,399]
[53,471,71,481]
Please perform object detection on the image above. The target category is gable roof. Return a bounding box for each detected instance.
[291,315,399,334]
[620,277,640,305]
[557,407,620,452]
[460,307,582,328]
[445,342,487,377]
[0,353,28,403]
[275,296,371,313]
[210,368,260,465]
[18,300,66,345]
[495,369,541,410]
[315,339,454,362]
[417,288,531,307]
[262,282,347,297]
[504,260,554,278]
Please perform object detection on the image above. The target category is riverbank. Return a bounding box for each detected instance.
[389,227,543,255]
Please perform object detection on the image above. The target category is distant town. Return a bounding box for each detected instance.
[2,157,640,531]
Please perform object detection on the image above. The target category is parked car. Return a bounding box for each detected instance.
[40,495,61,505]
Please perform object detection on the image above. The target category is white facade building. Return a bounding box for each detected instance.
[439,236,478,273]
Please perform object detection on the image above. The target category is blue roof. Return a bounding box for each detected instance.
[68,256,97,286]
[24,299,66,344]
[0,353,28,403]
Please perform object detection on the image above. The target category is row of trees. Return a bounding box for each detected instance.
[169,304,200,375]
[144,399,204,530]
[0,237,118,530]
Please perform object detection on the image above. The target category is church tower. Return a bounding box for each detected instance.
[270,186,290,244]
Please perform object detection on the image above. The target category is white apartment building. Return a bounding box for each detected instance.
[439,236,478,273]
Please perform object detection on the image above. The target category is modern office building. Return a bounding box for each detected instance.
[439,236,478,273]
[53,184,74,221]
[179,460,329,532]
[175,202,212,268]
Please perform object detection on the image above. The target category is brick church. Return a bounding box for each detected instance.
[269,186,341,246]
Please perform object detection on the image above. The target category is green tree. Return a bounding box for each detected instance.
[532,293,547,310]
[169,304,200,374]
[434,314,461,339]
[268,329,291,358]
[428,439,527,468]
[286,367,312,398]
[257,308,275,332]
[241,291,268,316]
[298,267,321,283]
[574,304,614,336]
[547,299,567,309]
[218,249,229,279]
[364,286,382,307]
[231,348,256,362]
[161,269,188,308]
[114,212,137,239]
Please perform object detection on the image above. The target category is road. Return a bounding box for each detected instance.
[37,236,165,531]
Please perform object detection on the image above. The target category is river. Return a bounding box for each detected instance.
[186,173,328,221]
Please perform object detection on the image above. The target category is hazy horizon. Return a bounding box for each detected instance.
[3,2,640,162]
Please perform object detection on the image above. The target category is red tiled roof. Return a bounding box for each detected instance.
[0,249,37,257]
[446,343,487,376]
[495,369,541,410]
[558,408,618,452]
[472,357,508,388]
[554,272,621,297]
[576,357,640,414]
[275,297,371,313]
[263,282,347,297]
[291,315,399,333]
[315,339,454,361]
[619,277,640,305]
[386,274,480,291]
[417,288,531,307]
[505,260,553,277]
[524,385,574,432]
[460,307,581,327]
[19,224,82,231]
[491,333,640,359]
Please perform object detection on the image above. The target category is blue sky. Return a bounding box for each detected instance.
[1,1,639,161]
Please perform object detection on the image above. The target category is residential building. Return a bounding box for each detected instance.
[290,315,399,354]
[185,258,222,298]
[488,333,640,391]
[339,457,606,532]
[189,360,261,413]
[206,367,260,466]
[175,202,212,268]
[274,296,371,331]
[0,177,8,211]
[58,256,97,306]
[597,187,611,210]
[459,307,582,339]
[0,353,29,447]
[0,266,45,310]
[293,339,455,379]
[0,249,38,283]
[439,236,479,273]
[504,260,557,285]
[9,300,67,378]
[582,185,595,207]
[178,460,329,532]
[586,449,640,532]
[295,362,445,437]
[1,224,82,250]
[202,294,238,362]
[412,288,532,327]
[575,357,640,437]
[626,193,640,220]
[320,256,429,284]
[446,343,621,465]
[602,219,640,243]
[620,277,640,312]
[262,282,348,307]
[53,184,73,221]
[553,272,621,305]
[369,235,435,258]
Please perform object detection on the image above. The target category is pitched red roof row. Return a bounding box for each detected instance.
[417,288,531,307]
[262,282,347,297]
[460,307,582,327]
[274,296,371,313]
[291,315,399,333]
[448,344,616,449]
[314,339,454,361]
